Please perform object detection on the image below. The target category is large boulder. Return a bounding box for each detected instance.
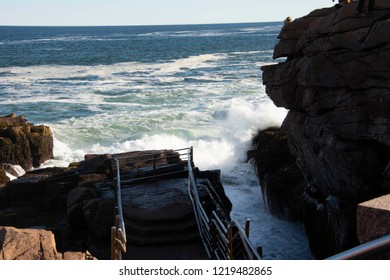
[0,113,53,170]
[357,194,390,259]
[0,226,96,260]
[250,127,305,221]
[357,194,390,244]
[261,1,390,258]
[0,226,62,260]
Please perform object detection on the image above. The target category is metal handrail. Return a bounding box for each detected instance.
[110,147,261,260]
[111,148,190,259]
[227,220,261,260]
[121,169,187,185]
[111,158,127,260]
[114,147,190,158]
[115,148,189,165]
[114,158,127,242]
[118,155,187,166]
[186,147,261,260]
[187,147,212,258]
[326,234,390,260]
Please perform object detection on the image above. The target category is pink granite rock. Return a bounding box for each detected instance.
[357,194,390,244]
[0,226,96,260]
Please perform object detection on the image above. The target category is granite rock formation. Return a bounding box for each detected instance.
[357,194,390,244]
[0,226,95,260]
[0,154,113,259]
[261,2,390,258]
[249,127,305,221]
[0,113,54,171]
[357,194,390,259]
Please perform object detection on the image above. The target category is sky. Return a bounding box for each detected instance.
[0,0,334,26]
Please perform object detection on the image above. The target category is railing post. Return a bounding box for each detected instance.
[115,214,119,228]
[245,219,250,238]
[111,226,116,260]
[227,225,233,260]
[112,157,127,260]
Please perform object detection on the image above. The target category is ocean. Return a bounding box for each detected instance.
[0,23,312,259]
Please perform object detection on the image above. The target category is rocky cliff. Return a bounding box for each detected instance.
[260,1,390,258]
[0,113,53,174]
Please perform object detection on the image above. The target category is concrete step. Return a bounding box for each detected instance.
[123,203,194,225]
[120,164,186,182]
[122,240,209,260]
[126,229,200,246]
[125,215,198,236]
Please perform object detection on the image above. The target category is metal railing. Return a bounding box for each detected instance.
[187,147,262,260]
[110,147,261,260]
[326,234,390,260]
[110,148,189,259]
[111,158,127,260]
[115,148,189,184]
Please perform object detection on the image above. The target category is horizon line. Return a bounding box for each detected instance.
[0,20,282,28]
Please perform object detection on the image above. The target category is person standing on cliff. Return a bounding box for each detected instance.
[284,16,293,24]
[332,0,353,9]
[334,0,352,4]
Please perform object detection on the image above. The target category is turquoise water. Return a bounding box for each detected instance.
[0,23,312,259]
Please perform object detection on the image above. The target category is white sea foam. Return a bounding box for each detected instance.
[0,53,226,88]
[4,165,25,180]
[41,138,86,168]
[5,172,16,180]
[229,50,272,55]
[222,164,313,259]
[154,53,227,75]
[0,35,127,46]
[47,97,287,175]
[138,30,229,38]
[13,165,26,177]
[138,24,282,38]
[2,49,285,176]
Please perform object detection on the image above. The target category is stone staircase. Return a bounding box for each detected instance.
[119,178,208,259]
[124,203,199,246]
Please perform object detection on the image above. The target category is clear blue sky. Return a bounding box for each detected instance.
[0,0,334,26]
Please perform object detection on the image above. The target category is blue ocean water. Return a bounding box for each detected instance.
[0,23,312,259]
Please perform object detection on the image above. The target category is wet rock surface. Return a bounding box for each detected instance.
[250,127,305,222]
